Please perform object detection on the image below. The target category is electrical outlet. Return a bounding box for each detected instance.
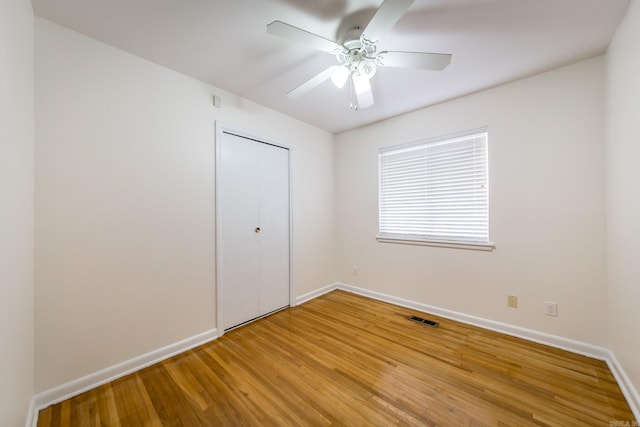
[352,266,359,277]
[544,301,558,317]
[508,295,518,308]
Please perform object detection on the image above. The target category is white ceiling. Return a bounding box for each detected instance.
[32,0,629,134]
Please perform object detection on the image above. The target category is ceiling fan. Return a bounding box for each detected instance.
[267,0,452,110]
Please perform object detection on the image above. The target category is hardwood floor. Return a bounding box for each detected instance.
[38,290,634,426]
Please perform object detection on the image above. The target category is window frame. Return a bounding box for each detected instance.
[377,128,495,251]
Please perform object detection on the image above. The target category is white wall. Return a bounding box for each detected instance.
[336,57,607,345]
[0,0,34,424]
[34,18,335,392]
[606,0,640,394]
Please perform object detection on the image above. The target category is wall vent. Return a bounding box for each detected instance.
[408,315,439,327]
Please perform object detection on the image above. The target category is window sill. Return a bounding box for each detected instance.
[376,236,495,252]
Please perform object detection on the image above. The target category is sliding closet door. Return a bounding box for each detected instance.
[217,129,290,331]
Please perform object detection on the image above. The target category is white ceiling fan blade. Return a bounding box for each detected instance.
[361,0,415,43]
[377,51,452,70]
[353,76,374,109]
[356,88,374,109]
[267,21,341,53]
[287,66,340,98]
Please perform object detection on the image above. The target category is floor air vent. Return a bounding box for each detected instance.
[408,315,439,327]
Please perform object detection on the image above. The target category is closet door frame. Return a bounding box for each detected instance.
[215,122,294,338]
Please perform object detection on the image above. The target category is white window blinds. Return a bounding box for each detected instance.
[378,129,489,245]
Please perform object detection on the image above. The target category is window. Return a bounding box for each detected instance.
[378,128,493,251]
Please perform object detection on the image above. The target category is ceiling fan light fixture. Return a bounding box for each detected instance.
[357,60,377,80]
[331,66,350,88]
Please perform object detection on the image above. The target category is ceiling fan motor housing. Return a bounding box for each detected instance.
[336,37,377,78]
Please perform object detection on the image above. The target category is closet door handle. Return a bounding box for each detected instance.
[255,227,261,233]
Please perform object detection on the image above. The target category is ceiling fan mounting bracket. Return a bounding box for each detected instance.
[339,26,363,44]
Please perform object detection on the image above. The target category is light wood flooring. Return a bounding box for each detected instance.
[38,290,634,426]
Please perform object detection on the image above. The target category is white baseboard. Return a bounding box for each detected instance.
[295,282,340,306]
[606,351,640,422]
[336,283,609,359]
[29,328,218,427]
[25,398,35,427]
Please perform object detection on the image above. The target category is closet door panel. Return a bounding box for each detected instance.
[218,134,261,330]
[258,143,290,314]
